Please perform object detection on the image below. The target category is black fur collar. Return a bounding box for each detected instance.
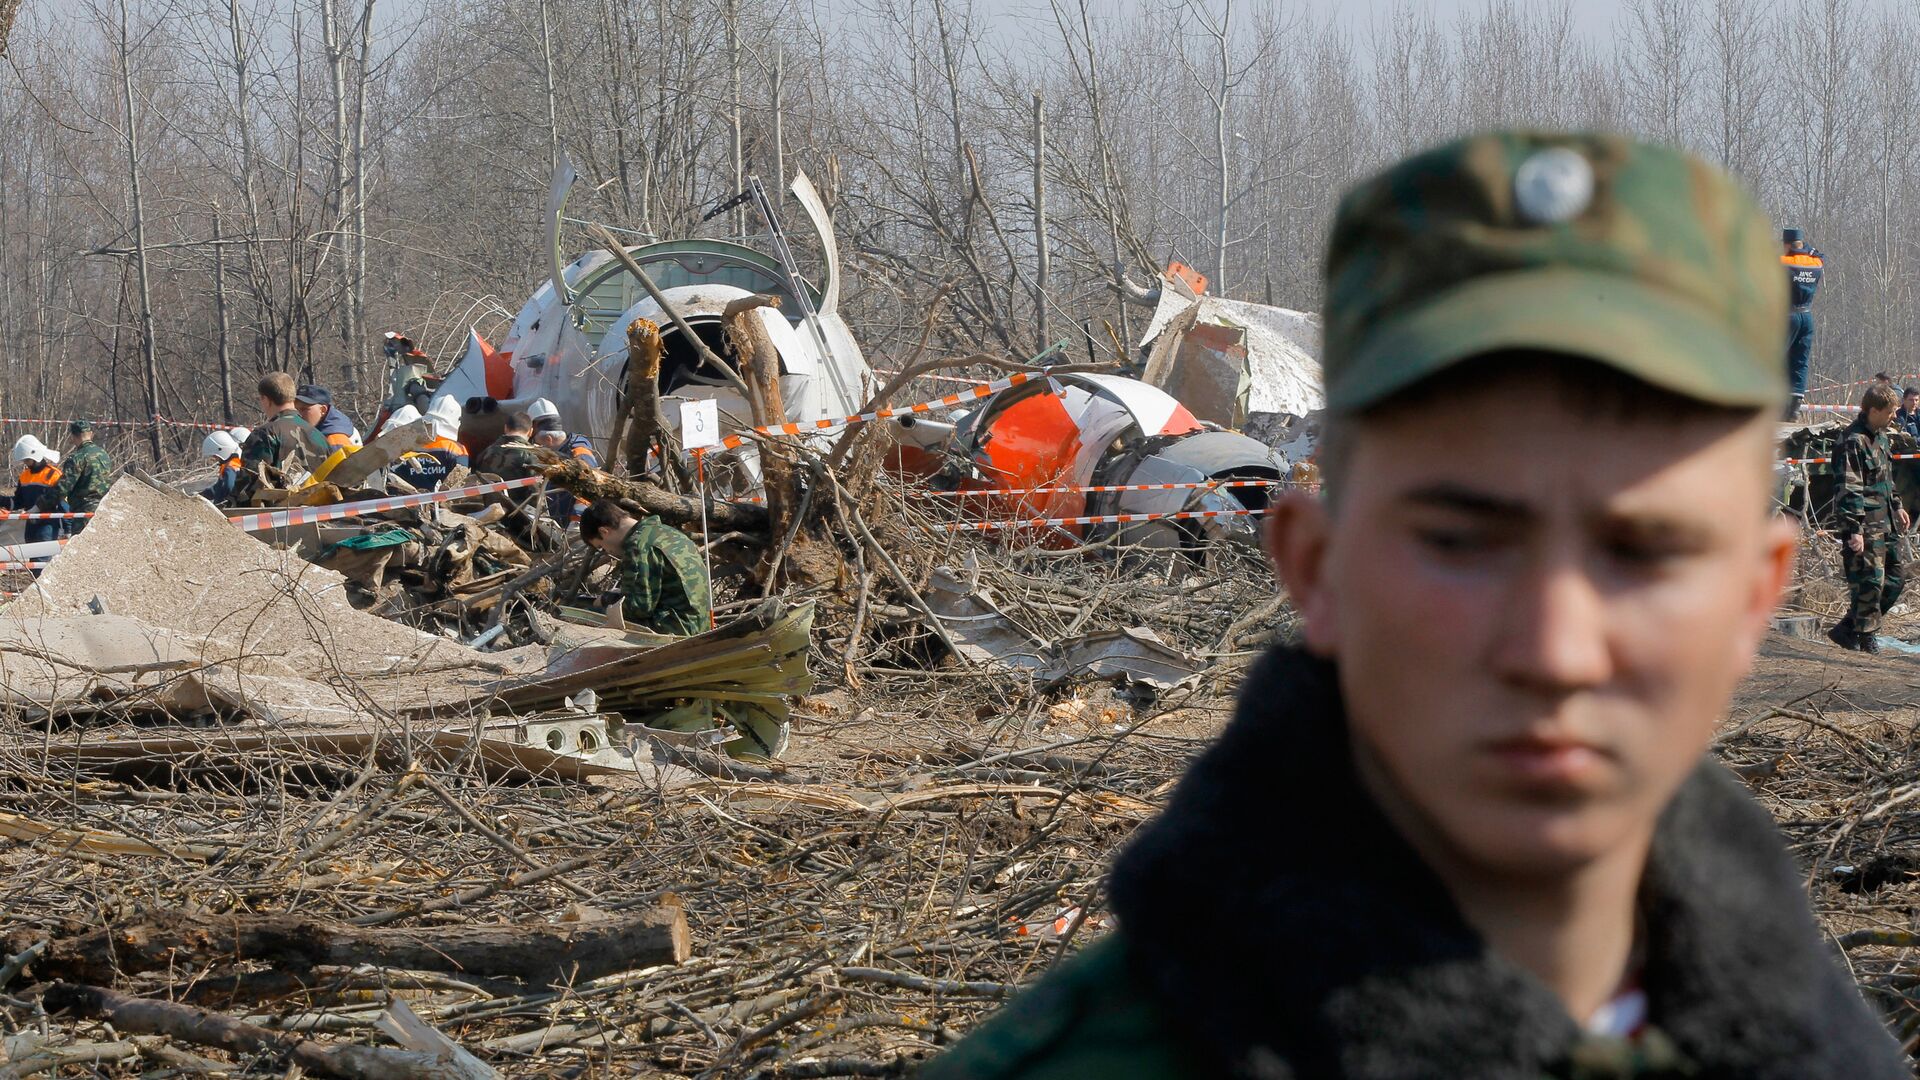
[1108,646,1905,1078]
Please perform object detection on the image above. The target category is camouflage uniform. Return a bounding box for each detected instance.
[920,133,1909,1077]
[234,409,330,506]
[615,516,711,636]
[1833,413,1905,641]
[475,434,543,481]
[45,441,114,531]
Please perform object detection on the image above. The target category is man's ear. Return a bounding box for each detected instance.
[1746,513,1800,642]
[1264,490,1339,657]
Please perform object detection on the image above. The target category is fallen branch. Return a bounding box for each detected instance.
[41,983,478,1080]
[15,906,690,987]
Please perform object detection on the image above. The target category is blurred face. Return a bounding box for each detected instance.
[297,402,326,426]
[1869,404,1896,431]
[535,429,566,449]
[1267,372,1794,881]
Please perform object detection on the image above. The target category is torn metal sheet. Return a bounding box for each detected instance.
[1038,627,1197,691]
[1139,274,1324,424]
[923,567,1196,690]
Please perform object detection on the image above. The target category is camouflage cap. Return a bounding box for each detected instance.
[68,419,92,434]
[1322,131,1786,413]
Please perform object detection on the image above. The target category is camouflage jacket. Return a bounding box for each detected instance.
[45,441,113,514]
[1835,414,1903,538]
[918,648,1907,1080]
[234,410,330,505]
[476,435,542,481]
[616,516,711,636]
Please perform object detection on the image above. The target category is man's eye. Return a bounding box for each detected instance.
[1415,527,1496,554]
[1607,538,1681,567]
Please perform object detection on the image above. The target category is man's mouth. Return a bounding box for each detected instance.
[1483,732,1612,788]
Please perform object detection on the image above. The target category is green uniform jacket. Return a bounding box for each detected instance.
[235,410,330,505]
[475,435,543,482]
[44,441,113,514]
[918,647,1907,1080]
[1835,414,1903,538]
[616,516,712,635]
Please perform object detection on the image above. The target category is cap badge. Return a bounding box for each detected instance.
[1514,147,1594,225]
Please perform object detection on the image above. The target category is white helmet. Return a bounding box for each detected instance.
[229,426,251,445]
[527,398,560,424]
[201,430,241,460]
[10,435,53,467]
[377,404,421,438]
[426,396,463,440]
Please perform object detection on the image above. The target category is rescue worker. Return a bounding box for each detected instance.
[578,498,711,636]
[1897,386,1920,440]
[197,430,244,506]
[295,385,362,449]
[234,373,330,506]
[1829,382,1909,653]
[44,420,114,534]
[921,134,1907,1076]
[380,405,447,492]
[529,397,598,526]
[420,396,470,484]
[475,412,543,481]
[9,436,64,554]
[1782,227,1825,419]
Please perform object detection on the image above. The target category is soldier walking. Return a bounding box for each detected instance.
[1830,382,1909,652]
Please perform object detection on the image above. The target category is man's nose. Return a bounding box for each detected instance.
[1490,556,1612,694]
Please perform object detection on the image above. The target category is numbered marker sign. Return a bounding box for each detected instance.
[679,398,721,451]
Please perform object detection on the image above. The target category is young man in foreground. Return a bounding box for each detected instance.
[920,133,1905,1076]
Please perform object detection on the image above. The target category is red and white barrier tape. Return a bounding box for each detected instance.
[925,478,1280,498]
[1781,452,1920,467]
[0,511,92,520]
[927,507,1268,532]
[0,414,233,433]
[1807,374,1920,401]
[0,477,544,563]
[225,476,542,531]
[706,371,1039,452]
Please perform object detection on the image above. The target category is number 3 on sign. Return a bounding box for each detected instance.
[679,398,721,450]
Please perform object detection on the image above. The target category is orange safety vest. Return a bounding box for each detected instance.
[17,462,60,488]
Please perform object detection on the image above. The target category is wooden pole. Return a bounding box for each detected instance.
[116,0,162,461]
[770,47,785,199]
[213,209,234,423]
[1033,90,1050,356]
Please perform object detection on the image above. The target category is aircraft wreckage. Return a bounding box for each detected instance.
[380,164,1302,545]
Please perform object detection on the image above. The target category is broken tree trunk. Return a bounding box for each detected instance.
[537,458,767,531]
[722,294,798,578]
[15,904,690,987]
[617,317,667,478]
[42,984,487,1080]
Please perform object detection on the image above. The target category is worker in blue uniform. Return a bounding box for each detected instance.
[529,397,598,527]
[1783,227,1825,420]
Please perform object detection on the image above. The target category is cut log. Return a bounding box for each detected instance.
[14,903,689,987]
[42,983,481,1080]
